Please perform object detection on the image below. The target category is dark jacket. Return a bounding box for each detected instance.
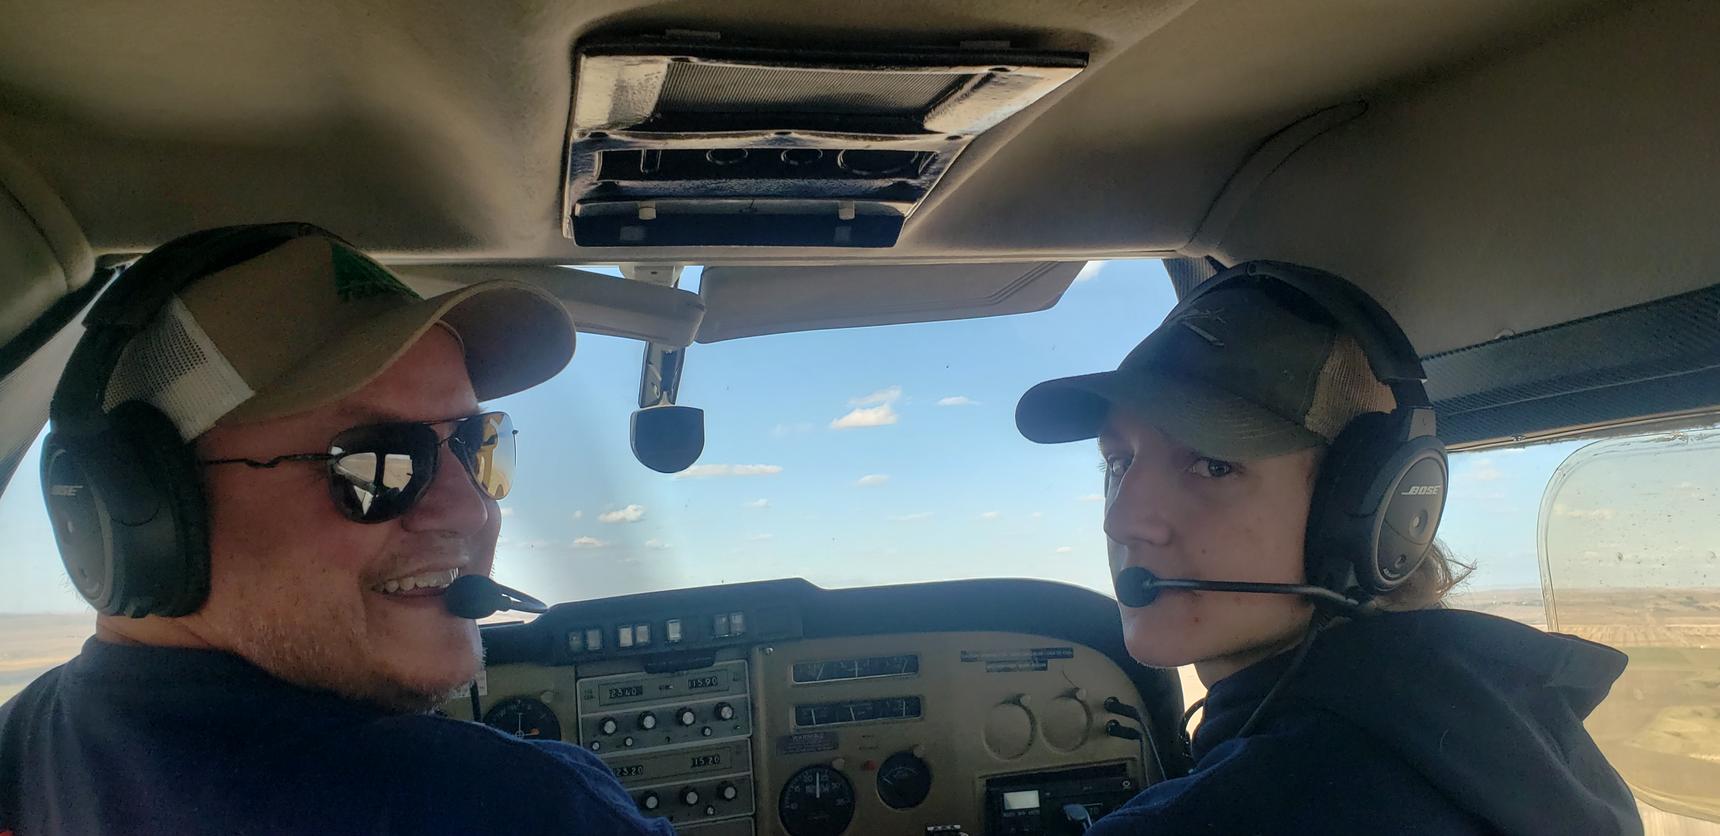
[0,638,674,835]
[1089,609,1642,835]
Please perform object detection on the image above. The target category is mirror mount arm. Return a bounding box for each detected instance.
[638,341,685,408]
[631,341,706,474]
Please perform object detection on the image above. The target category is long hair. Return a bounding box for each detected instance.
[1374,540,1473,611]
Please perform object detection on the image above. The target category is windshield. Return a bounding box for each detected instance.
[440,260,1164,603]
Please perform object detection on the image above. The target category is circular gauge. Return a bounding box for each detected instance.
[481,696,562,741]
[876,751,932,809]
[779,765,856,836]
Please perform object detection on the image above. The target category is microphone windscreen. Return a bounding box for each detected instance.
[1114,566,1161,608]
[444,575,502,619]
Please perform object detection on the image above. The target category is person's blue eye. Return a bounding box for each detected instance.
[1186,457,1238,479]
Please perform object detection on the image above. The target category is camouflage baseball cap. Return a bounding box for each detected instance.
[103,232,576,439]
[1016,280,1395,459]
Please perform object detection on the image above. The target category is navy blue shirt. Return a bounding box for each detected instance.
[1088,610,1641,836]
[0,638,676,835]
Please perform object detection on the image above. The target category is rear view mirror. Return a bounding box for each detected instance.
[630,405,705,474]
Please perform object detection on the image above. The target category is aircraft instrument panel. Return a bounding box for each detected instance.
[442,578,1181,835]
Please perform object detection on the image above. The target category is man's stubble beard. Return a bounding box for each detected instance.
[209,559,481,714]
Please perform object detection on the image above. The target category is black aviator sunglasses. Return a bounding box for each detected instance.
[200,412,517,523]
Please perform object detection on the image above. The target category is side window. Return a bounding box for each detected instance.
[1536,428,1720,828]
[0,427,94,704]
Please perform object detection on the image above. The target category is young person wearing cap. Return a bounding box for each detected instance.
[0,227,673,834]
[1016,263,1641,835]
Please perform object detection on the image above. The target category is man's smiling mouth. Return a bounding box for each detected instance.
[371,567,461,596]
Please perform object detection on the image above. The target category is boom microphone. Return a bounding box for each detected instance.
[444,575,550,619]
[1113,566,1361,612]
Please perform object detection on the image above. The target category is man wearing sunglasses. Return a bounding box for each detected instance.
[0,229,674,835]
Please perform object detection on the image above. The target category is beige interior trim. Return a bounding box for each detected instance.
[0,134,93,348]
[695,261,1083,343]
[1182,101,1366,257]
[1209,0,1720,356]
[397,264,706,347]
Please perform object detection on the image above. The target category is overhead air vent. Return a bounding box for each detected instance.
[564,35,1086,248]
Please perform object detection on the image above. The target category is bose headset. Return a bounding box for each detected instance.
[41,223,336,618]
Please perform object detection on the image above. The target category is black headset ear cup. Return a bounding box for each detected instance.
[41,403,210,617]
[41,433,112,608]
[1305,411,1447,598]
[1366,434,1448,593]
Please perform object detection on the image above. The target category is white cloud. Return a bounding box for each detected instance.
[499,507,515,518]
[572,510,584,520]
[1055,546,1075,554]
[979,511,1001,520]
[831,403,899,429]
[849,386,903,407]
[937,396,979,407]
[675,464,784,479]
[889,512,934,522]
[771,422,815,437]
[1074,261,1106,282]
[572,536,609,549]
[1077,494,1105,503]
[857,474,890,487]
[644,538,671,550]
[598,504,646,524]
[745,498,770,509]
[1031,511,1043,519]
[747,533,775,542]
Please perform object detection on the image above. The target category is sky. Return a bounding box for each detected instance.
[0,259,1651,614]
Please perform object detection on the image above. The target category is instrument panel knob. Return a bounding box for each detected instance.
[600,717,619,735]
[716,702,737,721]
[677,707,697,726]
[681,787,700,806]
[638,711,658,731]
[718,782,739,801]
[640,792,660,811]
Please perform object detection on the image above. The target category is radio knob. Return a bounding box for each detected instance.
[640,792,660,811]
[681,787,700,806]
[715,702,736,721]
[600,717,619,735]
[718,782,739,801]
[677,707,697,726]
[638,711,658,731]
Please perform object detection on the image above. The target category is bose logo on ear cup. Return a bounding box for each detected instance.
[50,484,84,497]
[1400,485,1442,496]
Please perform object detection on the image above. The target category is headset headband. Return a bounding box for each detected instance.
[1173,260,1433,412]
[49,222,335,436]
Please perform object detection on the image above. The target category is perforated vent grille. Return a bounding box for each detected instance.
[657,63,966,116]
[1425,283,1720,444]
